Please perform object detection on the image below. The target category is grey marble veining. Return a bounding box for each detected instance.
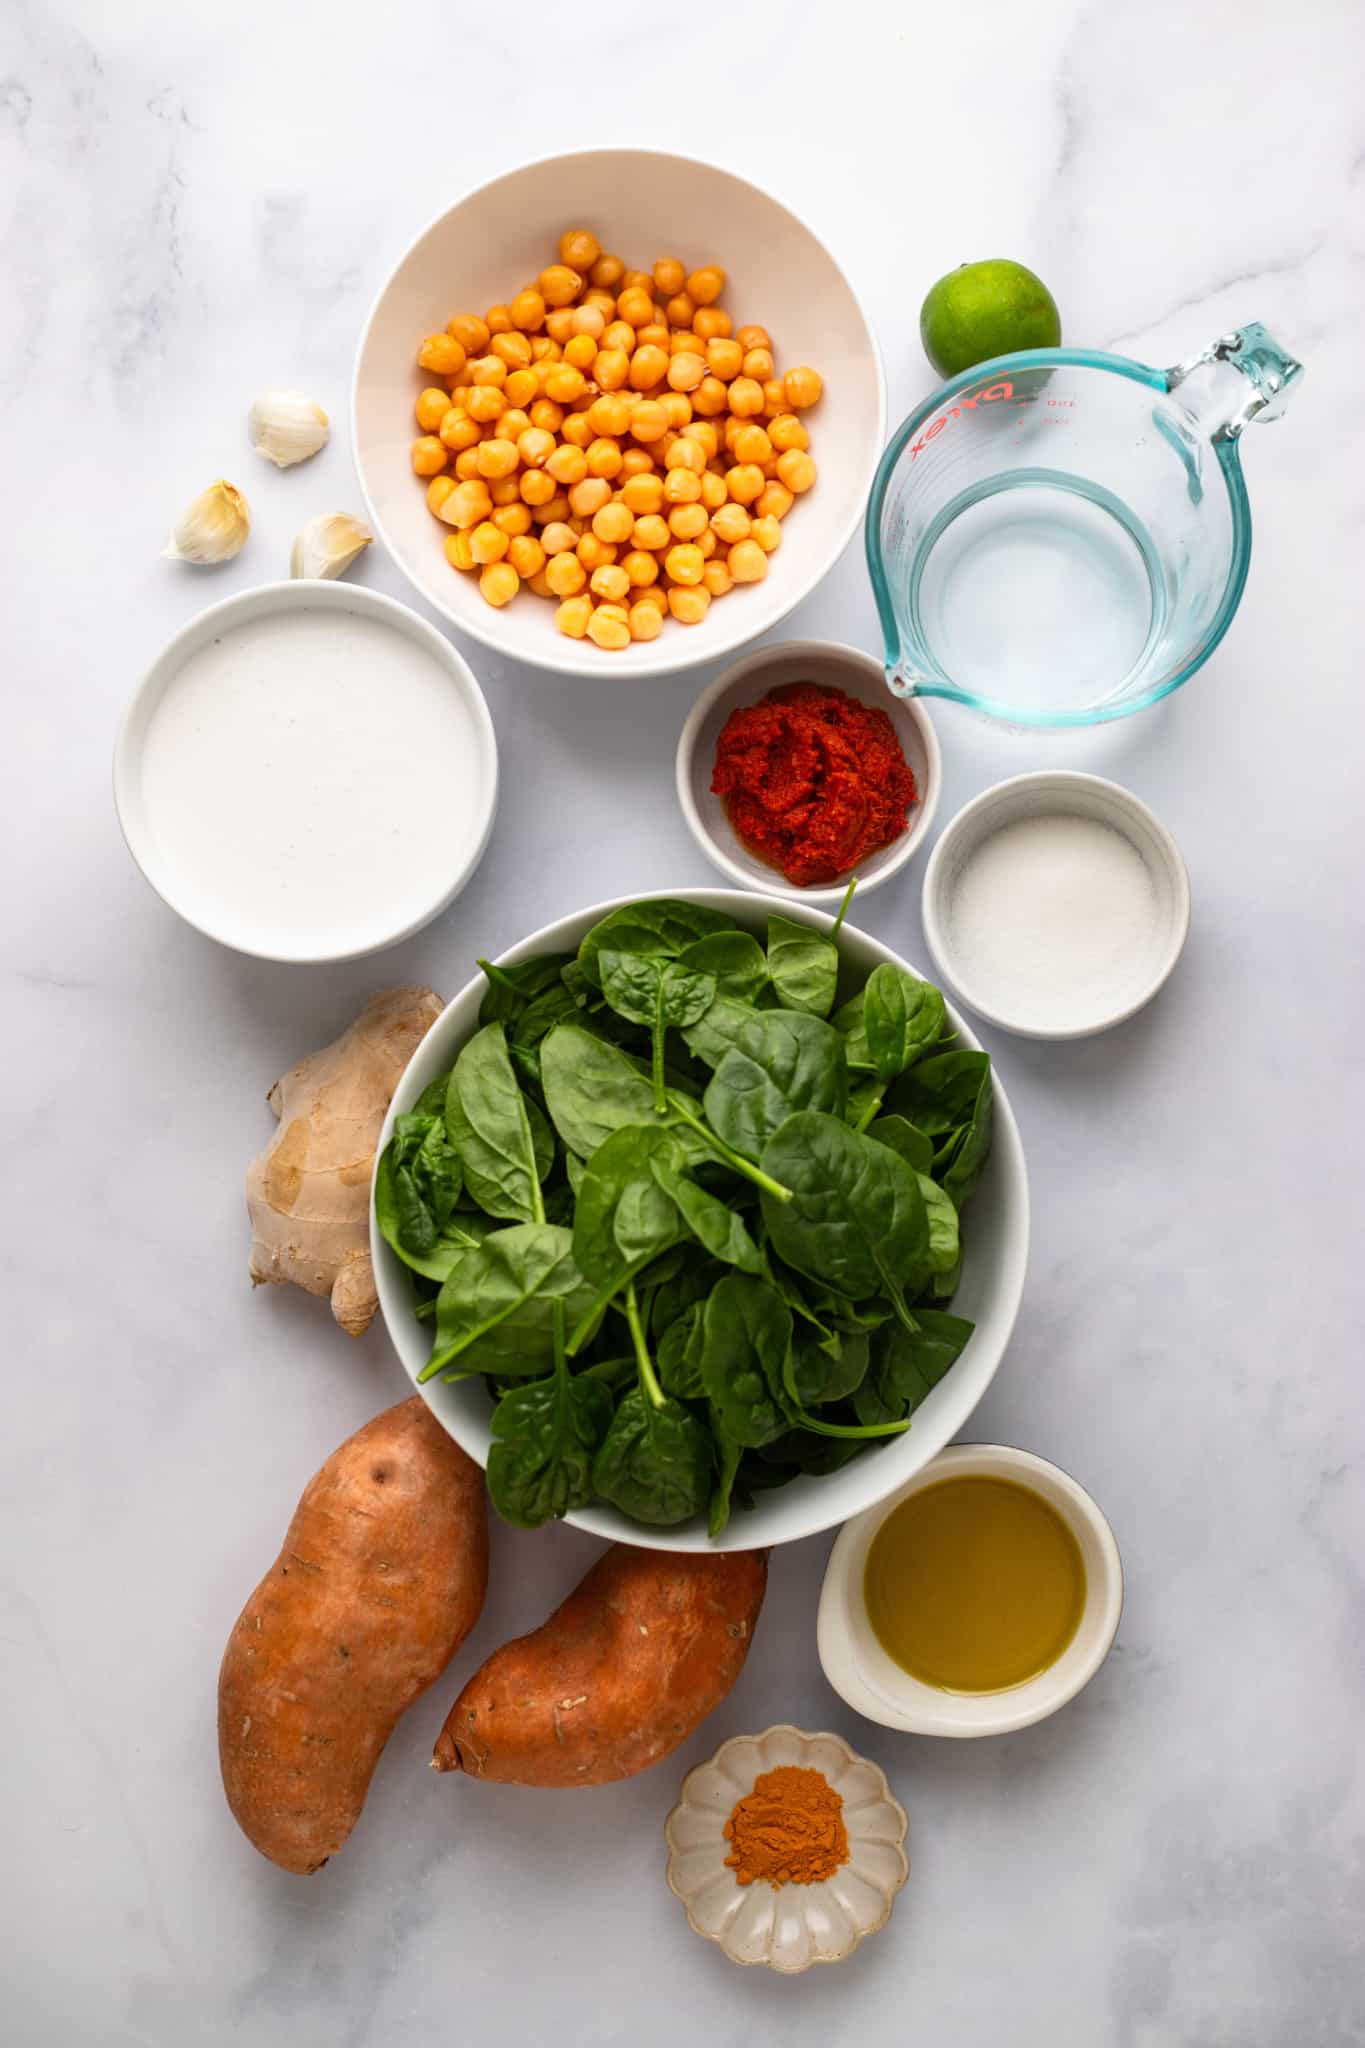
[2,2,1362,2044]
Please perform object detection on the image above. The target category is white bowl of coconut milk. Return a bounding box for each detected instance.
[115,582,497,962]
[921,771,1190,1039]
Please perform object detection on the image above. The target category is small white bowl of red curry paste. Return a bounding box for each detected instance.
[676,640,939,903]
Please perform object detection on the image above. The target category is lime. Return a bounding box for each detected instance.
[919,260,1061,379]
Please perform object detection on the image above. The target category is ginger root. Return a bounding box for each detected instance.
[246,987,443,1337]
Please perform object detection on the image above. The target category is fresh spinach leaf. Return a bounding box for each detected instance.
[678,930,769,1003]
[478,954,573,1029]
[708,1422,745,1539]
[657,1299,706,1398]
[597,949,717,1112]
[703,1010,848,1162]
[888,1050,992,1135]
[422,1223,595,1380]
[577,899,735,987]
[875,1310,974,1410]
[760,1110,929,1325]
[649,1158,766,1274]
[939,1065,994,1210]
[866,1114,935,1174]
[374,1140,490,1282]
[918,1171,962,1276]
[681,994,766,1069]
[863,963,947,1084]
[445,1023,545,1224]
[571,1125,684,1288]
[540,1024,670,1159]
[698,1273,792,1449]
[766,912,838,1017]
[786,1329,871,1408]
[590,1389,713,1525]
[485,1304,614,1528]
[831,989,876,1071]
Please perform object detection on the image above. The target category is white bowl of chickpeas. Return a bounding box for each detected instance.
[352,149,886,674]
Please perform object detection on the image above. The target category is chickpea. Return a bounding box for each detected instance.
[583,287,617,317]
[570,304,606,340]
[419,332,466,377]
[621,548,660,587]
[527,568,555,598]
[669,328,703,356]
[700,469,729,512]
[592,500,635,546]
[489,475,523,506]
[411,435,448,477]
[696,526,718,559]
[447,314,490,355]
[444,529,475,572]
[594,347,630,392]
[469,520,509,566]
[541,521,578,556]
[586,436,623,479]
[629,398,668,443]
[603,319,636,354]
[585,393,630,438]
[690,376,728,419]
[767,413,809,454]
[616,284,654,329]
[750,515,782,554]
[531,335,562,362]
[546,551,587,598]
[441,479,492,528]
[622,267,653,292]
[667,435,706,475]
[629,344,669,392]
[667,352,706,393]
[705,338,743,382]
[529,398,565,433]
[664,542,705,586]
[469,354,508,390]
[725,463,766,506]
[492,330,533,370]
[544,364,587,405]
[710,502,752,545]
[462,386,501,426]
[560,410,594,449]
[576,532,617,571]
[728,538,769,584]
[776,448,817,494]
[742,347,775,383]
[664,466,703,505]
[756,481,795,521]
[668,501,708,541]
[590,562,631,604]
[619,447,655,479]
[520,467,557,507]
[416,386,451,432]
[761,377,788,417]
[546,443,588,486]
[539,264,583,309]
[637,322,671,352]
[633,512,670,552]
[531,491,571,525]
[693,306,733,342]
[545,307,576,344]
[473,437,517,481]
[590,253,625,289]
[453,447,483,479]
[660,391,693,429]
[556,593,594,637]
[504,368,539,409]
[587,605,631,651]
[633,581,667,612]
[507,287,546,334]
[559,227,601,271]
[485,305,513,334]
[511,426,551,470]
[628,599,663,641]
[427,475,457,517]
[784,366,824,409]
[729,423,772,466]
[568,476,612,521]
[668,586,711,624]
[702,560,733,598]
[494,499,533,536]
[683,268,721,308]
[653,256,686,296]
[562,333,597,372]
[728,377,765,419]
[479,560,520,606]
[664,292,696,328]
[438,407,479,452]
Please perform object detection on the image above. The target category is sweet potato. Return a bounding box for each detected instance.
[433,1543,767,1787]
[219,1397,488,1873]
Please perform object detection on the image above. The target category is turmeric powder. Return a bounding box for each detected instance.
[722,1764,849,1888]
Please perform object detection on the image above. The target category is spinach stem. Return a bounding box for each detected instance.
[624,1281,665,1409]
[830,875,858,941]
[852,1088,884,1134]
[477,957,523,997]
[650,1019,668,1116]
[666,1095,793,1204]
[792,1407,910,1440]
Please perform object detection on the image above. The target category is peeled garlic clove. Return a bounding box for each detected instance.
[291,513,373,581]
[163,480,250,564]
[248,390,330,468]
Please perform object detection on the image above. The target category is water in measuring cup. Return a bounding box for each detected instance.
[913,471,1164,716]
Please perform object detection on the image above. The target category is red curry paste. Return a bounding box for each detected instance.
[711,683,917,887]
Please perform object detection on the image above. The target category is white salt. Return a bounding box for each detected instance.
[944,812,1163,1031]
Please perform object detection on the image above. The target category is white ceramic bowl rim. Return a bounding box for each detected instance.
[817,1442,1124,1736]
[113,580,499,964]
[921,769,1191,1040]
[350,147,888,680]
[675,638,942,904]
[372,886,1029,1551]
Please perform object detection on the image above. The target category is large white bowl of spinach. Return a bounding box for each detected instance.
[372,891,1028,1550]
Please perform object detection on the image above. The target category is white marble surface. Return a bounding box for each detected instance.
[3,3,1362,2042]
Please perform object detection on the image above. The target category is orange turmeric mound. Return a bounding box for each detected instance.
[722,1763,849,1888]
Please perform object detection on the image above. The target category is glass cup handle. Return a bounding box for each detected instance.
[1166,322,1304,441]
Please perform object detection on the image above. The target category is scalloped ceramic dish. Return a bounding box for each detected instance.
[664,1725,908,1971]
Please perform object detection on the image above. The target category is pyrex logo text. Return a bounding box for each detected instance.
[910,381,1015,458]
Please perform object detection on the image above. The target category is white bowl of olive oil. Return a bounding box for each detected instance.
[817,1444,1122,1737]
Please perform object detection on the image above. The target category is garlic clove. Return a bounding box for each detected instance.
[163,480,250,564]
[291,513,373,581]
[249,390,330,468]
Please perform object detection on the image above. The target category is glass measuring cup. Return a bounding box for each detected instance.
[866,324,1303,727]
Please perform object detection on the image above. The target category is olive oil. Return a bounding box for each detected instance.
[864,1475,1086,1693]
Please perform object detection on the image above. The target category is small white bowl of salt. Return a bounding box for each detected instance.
[921,771,1190,1040]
